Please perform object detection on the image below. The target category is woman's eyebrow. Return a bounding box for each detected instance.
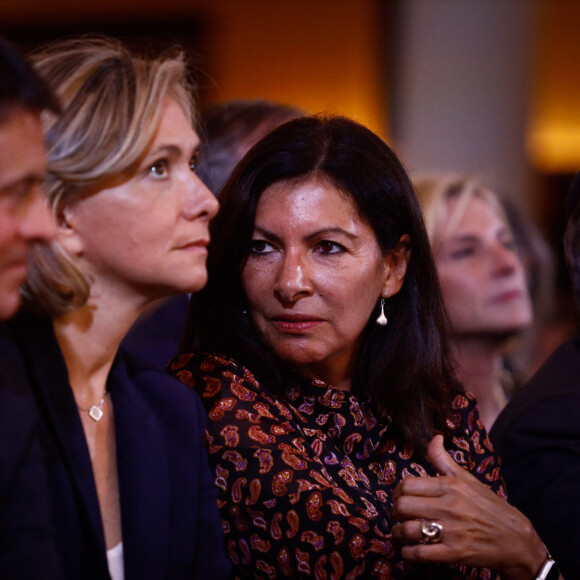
[252,225,358,242]
[447,234,479,243]
[304,227,358,242]
[147,142,201,158]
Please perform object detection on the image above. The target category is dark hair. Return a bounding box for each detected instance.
[0,36,59,122]
[185,115,462,450]
[196,99,303,194]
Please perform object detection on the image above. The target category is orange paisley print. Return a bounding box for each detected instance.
[169,351,504,579]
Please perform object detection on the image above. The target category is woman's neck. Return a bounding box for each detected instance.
[53,285,148,402]
[451,335,507,431]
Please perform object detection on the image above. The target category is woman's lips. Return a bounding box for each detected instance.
[489,289,525,304]
[176,239,209,253]
[271,315,323,333]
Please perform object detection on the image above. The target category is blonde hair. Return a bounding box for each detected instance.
[413,172,507,250]
[22,36,197,316]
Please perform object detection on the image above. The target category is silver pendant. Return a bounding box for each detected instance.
[88,405,104,422]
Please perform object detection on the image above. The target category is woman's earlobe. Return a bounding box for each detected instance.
[56,206,84,256]
[382,235,411,297]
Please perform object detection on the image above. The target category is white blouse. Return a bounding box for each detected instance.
[106,542,124,580]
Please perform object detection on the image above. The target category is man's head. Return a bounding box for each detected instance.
[196,99,303,195]
[0,37,58,319]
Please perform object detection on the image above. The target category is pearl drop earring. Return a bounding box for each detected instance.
[376,297,387,326]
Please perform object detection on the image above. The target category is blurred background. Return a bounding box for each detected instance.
[1,0,578,328]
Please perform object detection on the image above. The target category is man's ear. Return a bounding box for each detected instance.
[56,205,84,257]
[381,234,411,298]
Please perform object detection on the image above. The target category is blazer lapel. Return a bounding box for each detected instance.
[110,356,170,579]
[8,313,108,562]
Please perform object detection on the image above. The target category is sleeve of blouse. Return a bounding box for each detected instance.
[170,353,403,579]
[445,392,506,498]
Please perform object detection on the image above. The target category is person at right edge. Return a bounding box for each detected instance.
[491,172,580,580]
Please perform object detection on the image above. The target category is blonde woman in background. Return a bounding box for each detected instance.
[414,173,533,430]
[2,37,230,579]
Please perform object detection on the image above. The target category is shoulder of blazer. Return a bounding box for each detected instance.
[116,347,207,434]
[491,336,580,445]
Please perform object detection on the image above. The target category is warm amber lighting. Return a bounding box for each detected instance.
[528,123,580,173]
[527,1,580,174]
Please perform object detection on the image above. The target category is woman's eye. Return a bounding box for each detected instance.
[250,239,274,254]
[149,159,168,177]
[501,237,517,252]
[449,246,475,260]
[189,152,200,173]
[316,240,345,254]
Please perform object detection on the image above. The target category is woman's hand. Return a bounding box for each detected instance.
[391,435,549,580]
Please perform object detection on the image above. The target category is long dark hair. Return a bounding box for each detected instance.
[184,115,463,450]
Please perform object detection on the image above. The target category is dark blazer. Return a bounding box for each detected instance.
[0,323,63,579]
[490,337,580,579]
[121,295,189,370]
[6,310,230,580]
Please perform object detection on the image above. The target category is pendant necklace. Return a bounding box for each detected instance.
[76,390,109,422]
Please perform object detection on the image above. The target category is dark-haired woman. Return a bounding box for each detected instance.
[170,116,553,579]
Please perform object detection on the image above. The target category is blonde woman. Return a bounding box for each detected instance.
[414,174,533,430]
[3,37,229,579]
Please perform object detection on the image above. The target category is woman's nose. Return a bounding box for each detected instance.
[274,252,313,304]
[490,243,520,277]
[184,173,219,221]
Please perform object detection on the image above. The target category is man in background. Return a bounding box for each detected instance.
[0,35,62,577]
[0,37,55,318]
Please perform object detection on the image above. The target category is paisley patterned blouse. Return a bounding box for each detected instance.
[170,351,504,580]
